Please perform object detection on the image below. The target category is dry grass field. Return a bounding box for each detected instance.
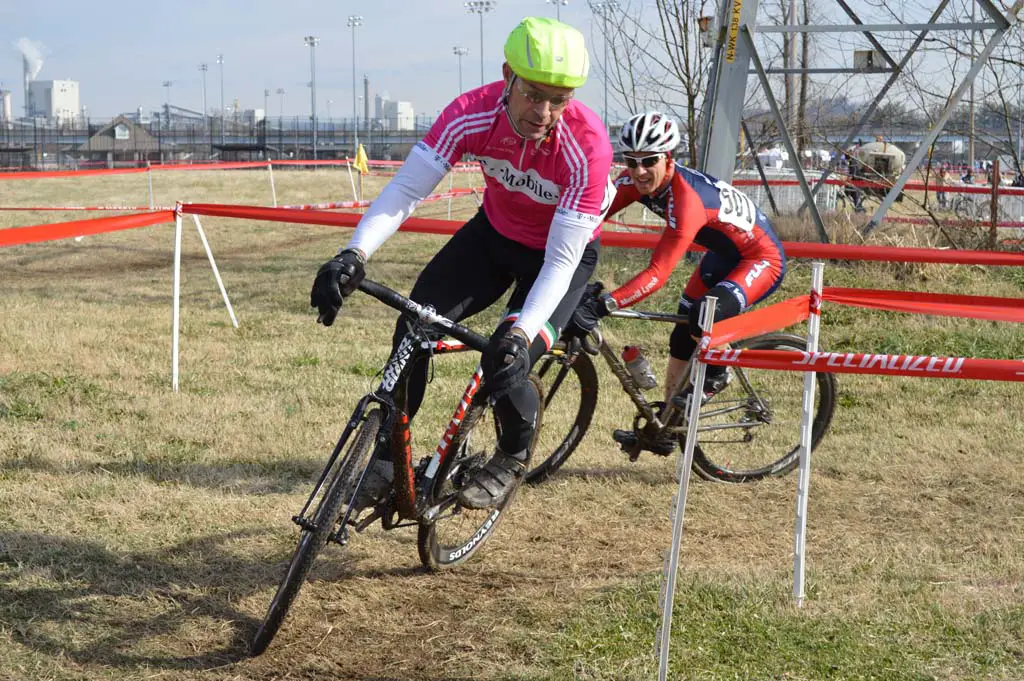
[1,168,1022,680]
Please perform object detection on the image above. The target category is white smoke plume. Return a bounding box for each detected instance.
[15,38,44,79]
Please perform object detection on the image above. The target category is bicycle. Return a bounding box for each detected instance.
[951,193,992,223]
[251,279,543,655]
[527,307,837,484]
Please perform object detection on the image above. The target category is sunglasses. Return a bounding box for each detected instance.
[516,79,574,108]
[624,154,665,169]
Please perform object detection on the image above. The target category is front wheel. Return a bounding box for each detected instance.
[417,377,543,570]
[250,408,383,656]
[687,334,837,483]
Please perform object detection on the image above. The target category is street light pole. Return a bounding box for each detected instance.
[465,1,496,87]
[453,46,469,94]
[162,80,172,129]
[589,1,618,132]
[348,15,363,150]
[198,63,209,154]
[263,88,270,118]
[276,87,286,158]
[216,53,225,144]
[546,0,567,20]
[304,35,320,160]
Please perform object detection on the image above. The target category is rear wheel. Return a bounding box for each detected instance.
[417,377,543,570]
[687,335,836,483]
[524,344,599,484]
[250,409,382,655]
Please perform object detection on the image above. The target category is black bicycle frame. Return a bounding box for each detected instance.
[585,308,693,433]
[293,280,489,529]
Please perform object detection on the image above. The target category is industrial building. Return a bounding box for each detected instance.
[27,79,80,123]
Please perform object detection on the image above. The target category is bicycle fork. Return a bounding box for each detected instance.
[420,366,485,523]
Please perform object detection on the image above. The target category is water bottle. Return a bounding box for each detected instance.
[622,345,657,390]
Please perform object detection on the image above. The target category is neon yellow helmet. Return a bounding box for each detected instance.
[504,17,590,89]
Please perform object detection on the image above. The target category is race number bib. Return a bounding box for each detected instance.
[715,181,757,232]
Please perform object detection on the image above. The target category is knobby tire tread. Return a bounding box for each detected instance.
[417,377,543,570]
[250,409,382,655]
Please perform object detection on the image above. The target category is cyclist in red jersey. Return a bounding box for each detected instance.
[310,18,613,507]
[567,112,786,453]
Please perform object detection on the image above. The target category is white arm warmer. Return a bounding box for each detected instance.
[344,147,448,258]
[513,210,597,341]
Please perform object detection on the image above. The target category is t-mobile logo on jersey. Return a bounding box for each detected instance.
[477,156,561,204]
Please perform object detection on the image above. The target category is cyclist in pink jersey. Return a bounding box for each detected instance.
[310,17,614,509]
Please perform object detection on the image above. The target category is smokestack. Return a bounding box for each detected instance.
[23,56,30,117]
[363,74,369,125]
[15,38,45,117]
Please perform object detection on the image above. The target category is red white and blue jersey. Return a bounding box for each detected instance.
[607,162,786,309]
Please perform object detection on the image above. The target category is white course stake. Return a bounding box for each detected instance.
[656,296,718,681]
[147,162,156,209]
[171,204,183,392]
[792,262,824,606]
[191,214,239,328]
[347,159,359,203]
[268,161,278,207]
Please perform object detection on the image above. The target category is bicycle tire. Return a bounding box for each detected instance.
[250,408,382,655]
[525,344,599,485]
[687,334,837,484]
[417,377,543,570]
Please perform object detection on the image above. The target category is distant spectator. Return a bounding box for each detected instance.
[935,164,949,209]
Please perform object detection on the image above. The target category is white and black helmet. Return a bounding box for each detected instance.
[620,111,681,154]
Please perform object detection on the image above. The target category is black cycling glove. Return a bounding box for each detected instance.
[310,249,366,326]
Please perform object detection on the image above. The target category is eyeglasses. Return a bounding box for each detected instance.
[624,154,664,169]
[516,79,574,108]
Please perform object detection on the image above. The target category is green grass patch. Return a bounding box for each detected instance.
[543,577,1024,681]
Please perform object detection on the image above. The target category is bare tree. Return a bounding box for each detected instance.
[593,0,714,165]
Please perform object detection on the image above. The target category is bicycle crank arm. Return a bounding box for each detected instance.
[421,495,459,523]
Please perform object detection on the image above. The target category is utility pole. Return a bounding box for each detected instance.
[968,1,976,179]
[162,80,172,130]
[276,87,286,160]
[453,46,469,94]
[216,53,225,145]
[305,35,320,160]
[198,63,209,152]
[348,16,363,149]
[788,0,798,134]
[465,1,496,87]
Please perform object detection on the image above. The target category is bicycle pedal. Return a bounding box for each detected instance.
[612,429,642,461]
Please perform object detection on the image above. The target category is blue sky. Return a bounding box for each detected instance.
[2,0,616,120]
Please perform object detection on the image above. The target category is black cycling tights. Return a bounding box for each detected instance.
[389,209,598,455]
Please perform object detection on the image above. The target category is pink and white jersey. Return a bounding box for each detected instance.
[345,81,612,342]
[415,81,613,249]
